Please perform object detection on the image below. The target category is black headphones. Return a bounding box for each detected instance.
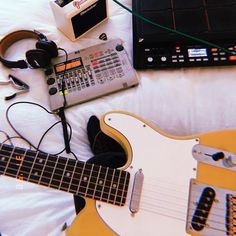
[0,30,58,69]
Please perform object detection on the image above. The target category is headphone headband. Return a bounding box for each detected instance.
[0,30,51,69]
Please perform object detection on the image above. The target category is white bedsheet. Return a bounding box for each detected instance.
[0,0,236,235]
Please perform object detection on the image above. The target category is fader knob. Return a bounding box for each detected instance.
[116,44,124,51]
[47,77,55,85]
[147,57,153,62]
[49,87,57,95]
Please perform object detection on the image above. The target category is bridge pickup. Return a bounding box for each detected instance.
[186,179,236,236]
[192,144,236,170]
[191,187,215,231]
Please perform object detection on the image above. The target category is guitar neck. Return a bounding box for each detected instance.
[0,143,129,206]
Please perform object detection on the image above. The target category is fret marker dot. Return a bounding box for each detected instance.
[83,176,88,181]
[113,184,117,188]
[1,157,5,161]
[35,172,38,176]
[66,172,71,177]
[99,180,103,185]
[39,159,43,163]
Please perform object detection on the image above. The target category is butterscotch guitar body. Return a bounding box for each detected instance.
[67,111,236,236]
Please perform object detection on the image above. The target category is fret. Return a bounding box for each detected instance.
[2,145,16,176]
[92,165,102,199]
[38,153,50,185]
[0,143,130,206]
[67,160,77,192]
[120,171,129,205]
[14,148,32,181]
[36,153,57,187]
[27,150,39,182]
[90,166,107,200]
[106,168,124,204]
[99,166,109,201]
[0,143,11,174]
[106,168,116,202]
[15,148,27,178]
[84,164,95,197]
[101,168,126,205]
[48,156,59,188]
[59,158,77,193]
[77,162,92,195]
[58,157,69,190]
[49,156,67,190]
[58,158,69,190]
[112,170,126,205]
[76,162,86,195]
[69,161,86,194]
[28,152,48,184]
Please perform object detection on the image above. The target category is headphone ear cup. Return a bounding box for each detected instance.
[26,49,51,68]
[36,40,58,58]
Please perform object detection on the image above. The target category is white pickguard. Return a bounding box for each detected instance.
[96,112,198,236]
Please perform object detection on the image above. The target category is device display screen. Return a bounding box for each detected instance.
[54,58,83,74]
[188,48,207,57]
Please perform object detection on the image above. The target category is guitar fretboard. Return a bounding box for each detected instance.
[0,143,130,206]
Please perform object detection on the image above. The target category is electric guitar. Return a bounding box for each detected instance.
[1,111,236,236]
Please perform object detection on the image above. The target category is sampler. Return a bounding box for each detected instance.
[132,0,236,69]
[45,39,139,111]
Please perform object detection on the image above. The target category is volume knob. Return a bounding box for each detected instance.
[147,57,153,63]
[49,87,57,95]
[116,44,124,51]
[161,56,167,62]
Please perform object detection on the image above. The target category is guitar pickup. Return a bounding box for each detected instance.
[191,186,216,231]
[192,144,236,170]
[186,179,236,236]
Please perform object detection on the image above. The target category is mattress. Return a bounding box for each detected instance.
[0,0,236,235]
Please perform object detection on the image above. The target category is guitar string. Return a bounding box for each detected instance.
[0,148,233,215]
[139,204,229,236]
[0,145,198,189]
[0,148,128,184]
[0,148,217,206]
[0,151,232,227]
[0,149,231,234]
[0,159,233,233]
[134,178,233,231]
[0,148,232,212]
[135,189,229,226]
[0,163,231,236]
[0,151,129,200]
[0,141,203,195]
[139,198,231,234]
[140,196,228,223]
[0,168,127,204]
[0,148,234,231]
[136,198,232,233]
[0,146,228,212]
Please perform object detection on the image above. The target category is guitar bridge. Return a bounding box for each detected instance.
[226,194,236,236]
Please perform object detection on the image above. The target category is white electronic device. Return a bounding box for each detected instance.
[50,0,108,41]
[45,39,139,111]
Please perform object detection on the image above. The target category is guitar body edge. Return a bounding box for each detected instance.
[66,198,117,236]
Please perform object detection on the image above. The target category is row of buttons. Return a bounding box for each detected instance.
[147,56,236,64]
[189,58,209,62]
